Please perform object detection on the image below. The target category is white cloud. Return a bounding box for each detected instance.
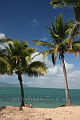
[0,33,7,49]
[33,18,37,23]
[0,33,6,40]
[40,37,48,41]
[32,18,39,26]
[0,33,6,39]
[26,18,39,28]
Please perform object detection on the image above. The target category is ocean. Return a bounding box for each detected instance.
[0,87,80,108]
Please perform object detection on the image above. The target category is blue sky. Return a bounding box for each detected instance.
[0,0,74,42]
[0,0,80,89]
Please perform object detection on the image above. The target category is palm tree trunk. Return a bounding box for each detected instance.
[61,56,72,106]
[18,73,24,107]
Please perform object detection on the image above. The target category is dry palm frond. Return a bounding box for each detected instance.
[74,51,79,59]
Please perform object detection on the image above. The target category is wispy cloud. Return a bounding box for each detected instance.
[33,18,37,23]
[40,37,48,41]
[32,18,39,26]
[26,18,39,28]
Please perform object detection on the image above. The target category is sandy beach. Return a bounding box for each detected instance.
[0,106,80,120]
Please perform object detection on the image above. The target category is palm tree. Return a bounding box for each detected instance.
[4,40,47,107]
[50,0,80,49]
[33,14,74,106]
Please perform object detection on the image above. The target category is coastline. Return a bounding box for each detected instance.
[0,106,80,120]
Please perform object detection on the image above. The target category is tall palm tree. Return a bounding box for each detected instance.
[50,0,80,49]
[33,14,74,106]
[4,40,47,107]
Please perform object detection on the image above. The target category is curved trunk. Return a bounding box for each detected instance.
[18,73,24,106]
[61,57,72,106]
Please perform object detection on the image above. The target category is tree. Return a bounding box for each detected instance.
[4,40,47,107]
[50,0,80,49]
[33,14,74,106]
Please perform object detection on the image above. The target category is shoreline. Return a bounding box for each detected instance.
[0,105,80,120]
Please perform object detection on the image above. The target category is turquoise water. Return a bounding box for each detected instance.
[0,87,80,108]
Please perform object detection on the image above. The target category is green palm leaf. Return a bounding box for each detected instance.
[27,61,47,76]
[33,40,56,48]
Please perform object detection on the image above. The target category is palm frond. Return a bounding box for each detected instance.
[32,50,50,59]
[7,41,14,45]
[73,42,80,52]
[33,40,56,48]
[50,22,56,32]
[70,22,80,36]
[67,22,80,49]
[25,56,32,63]
[50,0,80,8]
[53,45,59,58]
[27,61,47,76]
[22,48,35,57]
[65,28,73,34]
[0,57,11,75]
[66,42,80,58]
[51,53,56,65]
[46,26,59,38]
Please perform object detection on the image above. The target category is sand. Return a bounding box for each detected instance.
[0,106,80,120]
